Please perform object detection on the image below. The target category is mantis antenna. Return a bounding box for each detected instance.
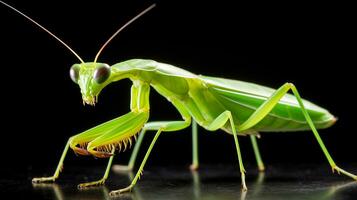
[94,4,156,63]
[0,0,84,63]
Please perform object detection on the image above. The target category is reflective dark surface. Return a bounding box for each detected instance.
[1,164,356,200]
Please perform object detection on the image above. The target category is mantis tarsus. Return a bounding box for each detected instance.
[1,1,356,196]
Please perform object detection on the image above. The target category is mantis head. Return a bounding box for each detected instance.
[70,63,111,105]
[0,1,155,105]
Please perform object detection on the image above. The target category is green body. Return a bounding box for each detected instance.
[1,0,354,196]
[107,59,335,134]
[32,58,357,195]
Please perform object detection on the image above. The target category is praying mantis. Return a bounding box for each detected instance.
[1,1,356,197]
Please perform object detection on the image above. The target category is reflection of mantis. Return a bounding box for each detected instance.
[32,169,357,200]
[32,183,111,200]
[1,0,356,197]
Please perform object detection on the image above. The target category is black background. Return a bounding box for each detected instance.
[0,0,355,173]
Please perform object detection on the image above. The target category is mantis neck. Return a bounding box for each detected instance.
[109,59,156,83]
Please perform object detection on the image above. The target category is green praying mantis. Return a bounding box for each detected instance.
[1,1,356,197]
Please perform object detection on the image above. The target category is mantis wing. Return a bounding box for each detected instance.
[199,75,335,132]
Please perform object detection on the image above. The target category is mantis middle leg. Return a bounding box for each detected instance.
[113,122,199,172]
[112,100,199,172]
[109,98,192,196]
[237,82,357,180]
[204,110,248,191]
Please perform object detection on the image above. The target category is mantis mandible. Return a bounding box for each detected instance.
[1,1,356,196]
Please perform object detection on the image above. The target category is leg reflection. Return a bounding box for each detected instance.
[191,170,201,199]
[323,181,357,200]
[32,183,64,200]
[190,168,262,200]
[240,171,265,200]
[251,172,265,196]
[32,183,111,200]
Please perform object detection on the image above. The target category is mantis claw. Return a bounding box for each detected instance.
[241,172,248,191]
[331,165,357,180]
[77,179,105,189]
[72,147,91,156]
[109,190,120,196]
[90,150,114,158]
[109,185,132,196]
[32,177,56,183]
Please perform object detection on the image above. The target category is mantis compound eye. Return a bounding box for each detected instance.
[93,64,111,84]
[70,64,80,83]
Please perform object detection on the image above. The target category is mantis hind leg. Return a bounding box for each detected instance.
[238,82,357,180]
[205,111,247,191]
